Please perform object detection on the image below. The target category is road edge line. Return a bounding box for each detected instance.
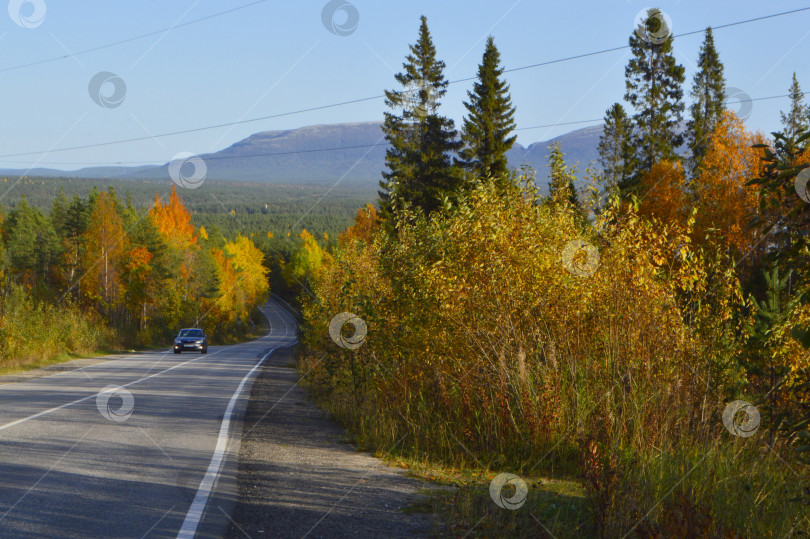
[175,341,297,539]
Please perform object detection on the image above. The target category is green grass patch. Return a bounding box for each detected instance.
[389,456,591,537]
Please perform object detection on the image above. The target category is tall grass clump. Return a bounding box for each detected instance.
[299,177,808,536]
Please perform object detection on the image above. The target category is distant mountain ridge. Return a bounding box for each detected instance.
[0,121,603,187]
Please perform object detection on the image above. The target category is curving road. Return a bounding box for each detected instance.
[0,299,297,539]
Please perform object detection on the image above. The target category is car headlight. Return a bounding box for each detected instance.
[195,340,203,344]
[175,340,181,344]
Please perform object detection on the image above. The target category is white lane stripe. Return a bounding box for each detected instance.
[0,301,295,431]
[0,348,228,433]
[263,303,291,339]
[176,341,297,539]
[0,353,135,388]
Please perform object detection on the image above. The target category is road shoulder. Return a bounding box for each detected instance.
[225,346,436,538]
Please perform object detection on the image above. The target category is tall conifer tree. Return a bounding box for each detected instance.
[458,36,517,183]
[379,16,462,223]
[623,8,685,194]
[780,73,810,142]
[597,103,634,189]
[687,27,726,176]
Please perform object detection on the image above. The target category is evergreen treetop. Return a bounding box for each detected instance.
[687,27,726,176]
[458,36,517,183]
[780,73,810,141]
[623,7,686,194]
[379,16,462,224]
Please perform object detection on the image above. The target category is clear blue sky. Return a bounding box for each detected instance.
[0,0,808,170]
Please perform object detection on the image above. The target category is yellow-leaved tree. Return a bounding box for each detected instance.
[225,234,269,313]
[149,185,197,251]
[691,110,766,253]
[339,204,379,246]
[82,191,127,316]
[285,229,331,288]
[210,235,268,330]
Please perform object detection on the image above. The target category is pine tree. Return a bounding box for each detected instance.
[623,7,686,194]
[458,36,517,183]
[547,142,579,207]
[379,16,462,223]
[780,73,810,141]
[687,27,726,176]
[597,103,634,189]
[743,266,796,409]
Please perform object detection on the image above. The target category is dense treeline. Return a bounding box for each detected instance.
[0,178,374,241]
[0,185,269,364]
[298,11,810,537]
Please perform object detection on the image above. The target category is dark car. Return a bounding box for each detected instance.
[173,328,208,354]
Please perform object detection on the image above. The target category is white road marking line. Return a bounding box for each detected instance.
[0,301,294,431]
[0,348,226,433]
[0,298,288,388]
[0,301,297,537]
[0,354,132,387]
[176,340,297,539]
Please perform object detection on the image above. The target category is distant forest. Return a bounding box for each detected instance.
[0,176,377,242]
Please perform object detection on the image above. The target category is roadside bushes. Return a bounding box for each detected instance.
[299,177,806,536]
[304,178,710,456]
[0,284,117,369]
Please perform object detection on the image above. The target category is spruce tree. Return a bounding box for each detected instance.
[458,36,517,183]
[4,197,60,285]
[379,16,462,223]
[623,7,685,194]
[687,27,726,176]
[597,103,634,189]
[780,73,810,141]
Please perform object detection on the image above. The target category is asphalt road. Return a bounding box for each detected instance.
[0,299,298,539]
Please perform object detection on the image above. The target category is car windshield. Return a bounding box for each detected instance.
[178,329,203,338]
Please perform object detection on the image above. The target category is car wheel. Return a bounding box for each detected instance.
[201,348,207,354]
[174,349,181,354]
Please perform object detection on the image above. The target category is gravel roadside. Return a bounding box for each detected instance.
[224,346,436,538]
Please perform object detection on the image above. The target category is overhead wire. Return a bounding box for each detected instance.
[0,6,805,165]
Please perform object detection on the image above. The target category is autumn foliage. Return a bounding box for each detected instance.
[299,167,805,535]
[691,111,767,252]
[638,159,689,226]
[0,184,268,348]
[635,111,768,258]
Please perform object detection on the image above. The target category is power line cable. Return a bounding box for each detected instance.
[0,7,805,160]
[0,92,791,168]
[0,0,275,73]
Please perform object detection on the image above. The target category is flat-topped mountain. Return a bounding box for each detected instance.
[0,121,603,186]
